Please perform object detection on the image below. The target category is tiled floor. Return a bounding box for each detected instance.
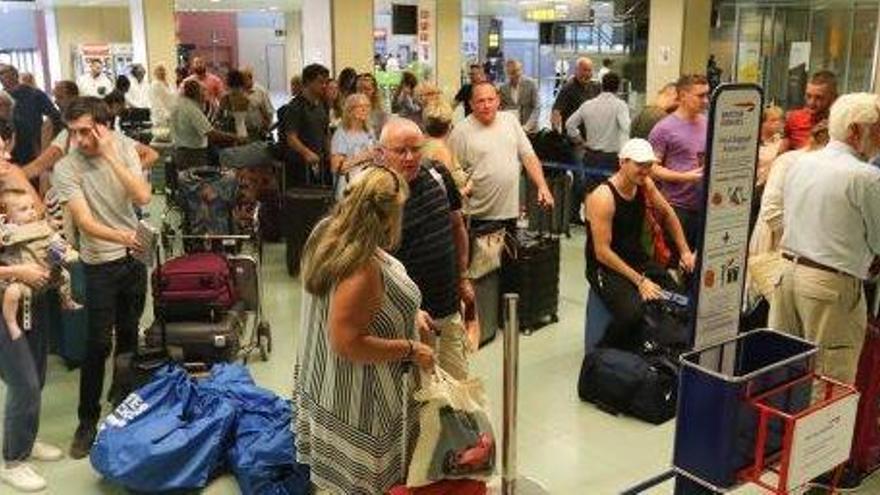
[3,225,880,494]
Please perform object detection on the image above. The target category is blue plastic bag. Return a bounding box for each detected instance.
[201,364,310,495]
[90,366,237,492]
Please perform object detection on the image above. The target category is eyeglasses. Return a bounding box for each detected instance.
[383,145,422,158]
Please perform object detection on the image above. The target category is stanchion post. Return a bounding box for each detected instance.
[502,294,519,494]
[501,293,548,495]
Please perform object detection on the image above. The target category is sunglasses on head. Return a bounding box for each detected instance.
[343,163,401,197]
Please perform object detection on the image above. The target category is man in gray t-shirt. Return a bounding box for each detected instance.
[52,97,152,460]
[449,82,554,222]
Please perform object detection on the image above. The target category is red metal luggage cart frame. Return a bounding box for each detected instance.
[738,374,859,494]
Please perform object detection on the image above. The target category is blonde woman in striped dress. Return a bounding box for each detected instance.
[295,165,436,494]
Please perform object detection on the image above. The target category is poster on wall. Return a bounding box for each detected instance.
[789,42,811,70]
[692,84,763,349]
[737,42,761,83]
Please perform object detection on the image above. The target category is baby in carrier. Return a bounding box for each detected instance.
[0,188,79,340]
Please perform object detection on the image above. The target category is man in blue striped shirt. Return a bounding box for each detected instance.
[379,118,474,379]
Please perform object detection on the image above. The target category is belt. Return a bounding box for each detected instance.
[781,252,850,277]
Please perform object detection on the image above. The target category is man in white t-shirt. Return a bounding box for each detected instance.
[125,64,151,110]
[449,82,553,224]
[76,60,113,98]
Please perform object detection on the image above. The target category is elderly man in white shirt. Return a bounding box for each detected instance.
[770,93,880,385]
[565,71,631,166]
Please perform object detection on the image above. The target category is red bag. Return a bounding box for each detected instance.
[850,294,880,475]
[153,252,237,322]
[388,479,487,495]
[642,188,672,267]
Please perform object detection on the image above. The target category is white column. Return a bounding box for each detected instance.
[301,0,333,70]
[129,0,148,66]
[286,10,303,84]
[435,0,461,98]
[43,8,63,86]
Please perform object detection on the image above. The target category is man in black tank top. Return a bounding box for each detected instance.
[585,139,696,351]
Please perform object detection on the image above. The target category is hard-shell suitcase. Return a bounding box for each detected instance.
[145,312,244,364]
[506,229,560,333]
[284,187,334,276]
[152,252,236,322]
[526,170,572,237]
[474,270,500,347]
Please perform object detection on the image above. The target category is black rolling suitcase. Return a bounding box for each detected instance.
[283,187,334,276]
[474,270,500,347]
[526,170,572,236]
[145,312,244,364]
[507,229,560,333]
[110,348,170,407]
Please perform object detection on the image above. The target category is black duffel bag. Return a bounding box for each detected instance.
[642,297,692,352]
[528,128,577,165]
[577,348,678,425]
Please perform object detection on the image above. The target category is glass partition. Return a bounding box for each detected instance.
[711,0,879,108]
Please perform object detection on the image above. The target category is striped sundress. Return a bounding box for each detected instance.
[294,250,423,495]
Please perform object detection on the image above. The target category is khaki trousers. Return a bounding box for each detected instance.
[768,260,866,384]
[435,313,469,381]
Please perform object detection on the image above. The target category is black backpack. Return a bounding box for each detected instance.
[528,128,577,165]
[641,298,692,354]
[577,348,678,425]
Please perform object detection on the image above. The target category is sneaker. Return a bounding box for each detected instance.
[68,424,97,460]
[0,462,47,492]
[28,441,63,462]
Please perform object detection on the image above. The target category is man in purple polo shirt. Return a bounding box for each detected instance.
[648,74,709,252]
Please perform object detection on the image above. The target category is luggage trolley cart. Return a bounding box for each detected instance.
[159,205,272,364]
[622,329,859,495]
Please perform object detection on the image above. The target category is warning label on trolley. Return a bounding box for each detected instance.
[786,393,859,491]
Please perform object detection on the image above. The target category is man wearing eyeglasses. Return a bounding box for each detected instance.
[378,117,474,379]
[585,138,695,351]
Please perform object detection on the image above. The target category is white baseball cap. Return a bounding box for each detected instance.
[619,138,657,164]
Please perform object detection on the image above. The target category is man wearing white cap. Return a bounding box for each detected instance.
[585,138,696,350]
